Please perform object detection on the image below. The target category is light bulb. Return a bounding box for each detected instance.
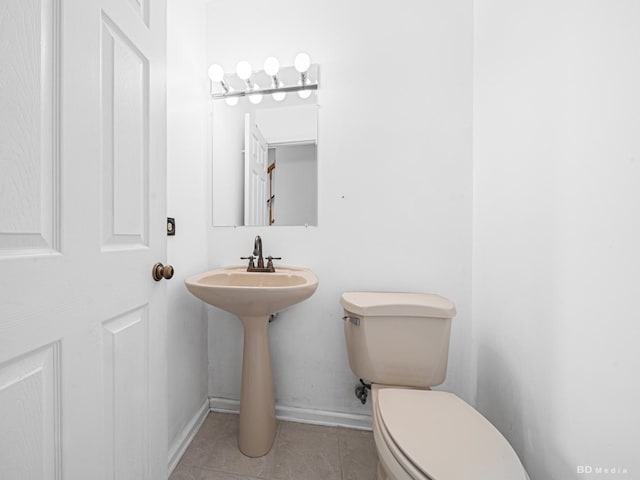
[272,81,286,101]
[224,87,238,106]
[248,83,263,104]
[294,52,311,73]
[207,64,225,82]
[264,57,280,76]
[236,60,252,80]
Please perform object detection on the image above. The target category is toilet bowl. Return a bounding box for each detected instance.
[341,292,529,480]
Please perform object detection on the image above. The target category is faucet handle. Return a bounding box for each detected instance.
[265,256,281,272]
[240,255,255,270]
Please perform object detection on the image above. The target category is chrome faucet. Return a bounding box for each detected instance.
[241,235,281,272]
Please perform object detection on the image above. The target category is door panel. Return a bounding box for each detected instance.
[0,0,61,255]
[103,306,149,480]
[101,13,150,249]
[0,342,61,479]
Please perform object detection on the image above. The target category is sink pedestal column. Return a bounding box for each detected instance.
[237,315,276,457]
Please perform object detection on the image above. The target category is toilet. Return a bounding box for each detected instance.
[341,292,529,480]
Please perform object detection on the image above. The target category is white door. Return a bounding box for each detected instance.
[0,0,168,479]
[244,113,269,226]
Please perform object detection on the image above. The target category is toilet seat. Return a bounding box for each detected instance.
[373,386,528,480]
[373,389,428,480]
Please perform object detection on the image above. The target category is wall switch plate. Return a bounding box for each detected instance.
[167,217,175,236]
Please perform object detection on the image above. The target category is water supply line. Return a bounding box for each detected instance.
[355,379,371,405]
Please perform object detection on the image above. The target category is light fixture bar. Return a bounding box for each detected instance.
[212,82,318,100]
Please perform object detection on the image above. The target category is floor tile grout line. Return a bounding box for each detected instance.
[197,463,266,480]
[337,426,345,480]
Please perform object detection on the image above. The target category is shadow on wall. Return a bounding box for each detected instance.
[475,345,573,480]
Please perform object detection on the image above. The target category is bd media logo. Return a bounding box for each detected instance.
[577,465,628,475]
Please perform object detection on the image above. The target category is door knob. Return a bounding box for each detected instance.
[152,262,174,281]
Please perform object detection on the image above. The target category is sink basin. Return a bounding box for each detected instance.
[185,265,318,316]
[184,265,318,458]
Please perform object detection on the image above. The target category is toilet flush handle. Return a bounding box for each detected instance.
[342,315,360,327]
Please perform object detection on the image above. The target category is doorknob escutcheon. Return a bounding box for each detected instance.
[152,262,174,281]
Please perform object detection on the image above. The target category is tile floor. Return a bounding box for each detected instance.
[170,412,379,480]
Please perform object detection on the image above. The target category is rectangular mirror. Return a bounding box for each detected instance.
[212,98,318,227]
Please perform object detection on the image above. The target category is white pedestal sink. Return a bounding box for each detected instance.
[185,265,318,457]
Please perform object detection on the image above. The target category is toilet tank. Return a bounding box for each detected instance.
[341,292,456,388]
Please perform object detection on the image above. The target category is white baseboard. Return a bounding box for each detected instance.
[208,397,372,431]
[167,399,210,475]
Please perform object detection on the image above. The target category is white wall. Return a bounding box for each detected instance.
[206,0,474,421]
[473,1,640,478]
[166,0,209,458]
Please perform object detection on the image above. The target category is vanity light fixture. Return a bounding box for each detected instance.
[208,53,318,105]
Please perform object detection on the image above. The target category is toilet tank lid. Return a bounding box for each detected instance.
[341,292,456,318]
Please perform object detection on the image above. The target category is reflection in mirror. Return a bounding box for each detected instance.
[212,95,318,227]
